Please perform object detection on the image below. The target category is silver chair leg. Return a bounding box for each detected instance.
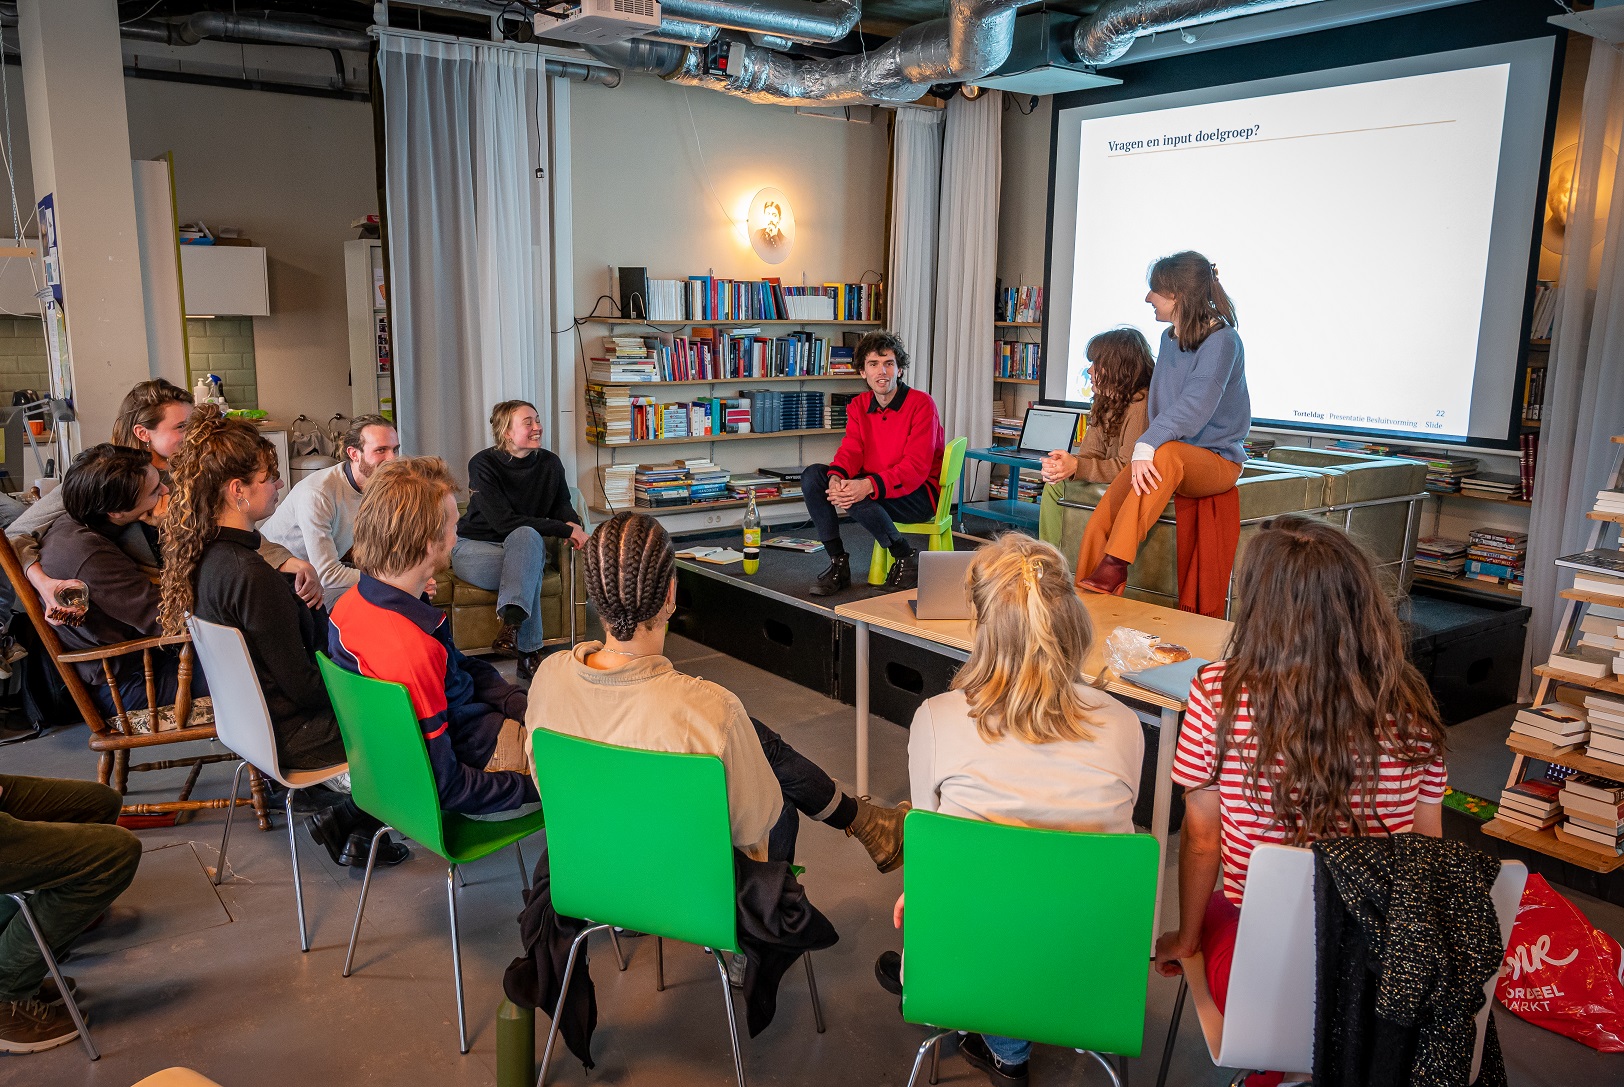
[609,928,627,971]
[1082,1050,1124,1087]
[903,1030,954,1087]
[342,824,393,977]
[7,894,97,1061]
[515,842,529,892]
[456,865,466,888]
[803,953,825,1033]
[448,865,468,1054]
[930,1039,941,1085]
[538,923,610,1087]
[710,949,747,1087]
[655,935,664,991]
[1155,975,1188,1087]
[213,760,248,886]
[285,791,309,951]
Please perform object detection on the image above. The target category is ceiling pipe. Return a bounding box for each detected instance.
[1073,0,1332,65]
[177,11,375,52]
[656,0,860,45]
[643,17,721,47]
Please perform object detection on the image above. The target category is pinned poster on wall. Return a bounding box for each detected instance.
[36,193,61,306]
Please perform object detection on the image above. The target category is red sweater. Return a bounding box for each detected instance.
[828,383,945,502]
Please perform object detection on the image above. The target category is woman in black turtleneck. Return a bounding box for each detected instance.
[452,400,586,680]
[158,407,407,870]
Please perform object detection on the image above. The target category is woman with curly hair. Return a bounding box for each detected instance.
[159,407,406,868]
[1039,327,1155,486]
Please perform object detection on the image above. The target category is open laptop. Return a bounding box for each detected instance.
[909,549,977,620]
[1014,405,1082,457]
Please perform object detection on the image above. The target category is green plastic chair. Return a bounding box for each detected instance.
[316,654,544,1054]
[530,727,824,1087]
[869,436,970,585]
[899,811,1160,1087]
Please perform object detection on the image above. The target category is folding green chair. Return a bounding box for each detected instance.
[869,436,969,585]
[531,727,824,1087]
[899,810,1160,1087]
[316,654,544,1054]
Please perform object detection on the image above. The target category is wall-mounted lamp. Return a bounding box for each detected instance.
[748,187,794,265]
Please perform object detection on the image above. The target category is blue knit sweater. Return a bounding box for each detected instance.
[1138,326,1251,464]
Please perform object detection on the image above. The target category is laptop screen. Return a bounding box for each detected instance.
[1021,407,1081,454]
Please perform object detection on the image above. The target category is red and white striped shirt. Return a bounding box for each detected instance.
[1171,661,1448,905]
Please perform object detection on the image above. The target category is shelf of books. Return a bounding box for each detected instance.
[1489,446,1624,872]
[1413,528,1527,599]
[594,463,807,518]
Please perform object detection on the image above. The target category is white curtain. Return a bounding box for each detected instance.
[930,90,1002,495]
[887,108,944,390]
[1520,37,1624,695]
[378,31,553,485]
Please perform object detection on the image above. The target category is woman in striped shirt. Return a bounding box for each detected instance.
[1153,516,1447,1013]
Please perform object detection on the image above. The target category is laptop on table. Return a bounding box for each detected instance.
[909,550,977,620]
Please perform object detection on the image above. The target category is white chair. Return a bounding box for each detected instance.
[1154,843,1527,1087]
[187,616,349,951]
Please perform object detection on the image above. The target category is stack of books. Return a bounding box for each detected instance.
[995,340,1041,380]
[757,467,804,500]
[992,416,1022,441]
[585,385,633,444]
[990,475,1043,504]
[828,346,856,374]
[1510,702,1589,751]
[1597,489,1624,518]
[679,458,730,503]
[1556,547,1624,604]
[1587,694,1624,768]
[1426,455,1479,493]
[633,464,692,508]
[1465,529,1527,586]
[1242,437,1276,459]
[1414,537,1468,577]
[1555,775,1624,858]
[830,392,856,430]
[1459,472,1522,501]
[1496,778,1563,832]
[727,475,781,500]
[589,337,661,383]
[599,463,636,509]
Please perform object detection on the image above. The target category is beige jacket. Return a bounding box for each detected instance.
[1070,392,1150,484]
[526,642,783,860]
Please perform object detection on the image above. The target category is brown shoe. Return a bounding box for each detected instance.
[1078,555,1130,595]
[0,998,79,1054]
[846,797,909,873]
[491,623,521,659]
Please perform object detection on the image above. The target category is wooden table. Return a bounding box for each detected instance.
[833,589,1233,940]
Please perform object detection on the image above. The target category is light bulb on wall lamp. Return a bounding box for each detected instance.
[748,187,794,265]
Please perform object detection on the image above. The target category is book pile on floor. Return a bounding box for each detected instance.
[1510,702,1588,752]
[1496,777,1563,832]
[599,464,636,509]
[679,459,730,503]
[633,464,691,508]
[727,475,781,500]
[1459,472,1522,501]
[1425,455,1479,493]
[1555,775,1624,858]
[1586,693,1624,769]
[1464,529,1526,587]
[1414,536,1468,577]
[992,416,1022,441]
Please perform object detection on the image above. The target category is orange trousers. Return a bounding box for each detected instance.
[1075,441,1243,585]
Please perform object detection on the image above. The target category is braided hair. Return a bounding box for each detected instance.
[158,405,276,635]
[585,511,676,642]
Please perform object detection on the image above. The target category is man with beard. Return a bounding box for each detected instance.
[261,415,400,606]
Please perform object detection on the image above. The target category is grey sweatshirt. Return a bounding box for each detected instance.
[1138,326,1251,465]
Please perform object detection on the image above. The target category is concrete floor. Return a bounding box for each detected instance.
[2,638,1622,1085]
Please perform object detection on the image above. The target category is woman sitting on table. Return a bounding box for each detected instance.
[1073,251,1249,596]
[877,533,1143,1087]
[454,400,587,681]
[1039,328,1154,486]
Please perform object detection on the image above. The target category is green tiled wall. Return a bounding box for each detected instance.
[0,317,51,403]
[186,316,258,409]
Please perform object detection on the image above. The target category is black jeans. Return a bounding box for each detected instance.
[801,464,937,550]
[751,718,842,864]
[0,774,142,1000]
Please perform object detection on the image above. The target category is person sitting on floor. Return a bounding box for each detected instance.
[328,456,539,820]
[801,331,945,595]
[158,407,407,868]
[9,378,319,625]
[528,510,906,870]
[260,413,399,608]
[0,773,141,1054]
[454,400,586,681]
[1039,328,1155,487]
[876,533,1143,1087]
[1153,517,1447,1034]
[38,444,206,719]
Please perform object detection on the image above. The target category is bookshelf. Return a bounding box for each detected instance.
[587,426,836,449]
[985,285,1045,522]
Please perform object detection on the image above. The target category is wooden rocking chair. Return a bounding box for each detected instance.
[0,530,269,829]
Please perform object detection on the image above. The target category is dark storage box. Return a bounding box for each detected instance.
[673,566,838,697]
[1404,589,1530,725]
[836,625,962,728]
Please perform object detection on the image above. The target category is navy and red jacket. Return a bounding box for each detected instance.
[827,382,946,503]
[328,575,538,816]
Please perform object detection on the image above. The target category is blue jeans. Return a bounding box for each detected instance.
[982,1034,1031,1065]
[800,464,937,550]
[452,527,551,653]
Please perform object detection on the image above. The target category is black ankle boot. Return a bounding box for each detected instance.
[809,552,851,597]
[884,549,919,590]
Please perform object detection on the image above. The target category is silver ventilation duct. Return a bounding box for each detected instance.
[1073,0,1331,66]
[656,0,860,45]
[645,17,721,46]
[121,14,372,51]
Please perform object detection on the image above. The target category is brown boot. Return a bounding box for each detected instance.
[1078,555,1130,595]
[846,797,910,873]
[491,623,521,659]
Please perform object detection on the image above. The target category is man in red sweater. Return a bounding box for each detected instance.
[802,331,945,595]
